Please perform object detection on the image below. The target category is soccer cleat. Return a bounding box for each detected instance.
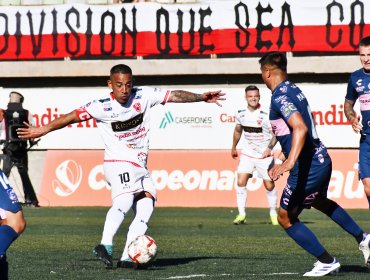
[93,244,113,268]
[303,259,340,277]
[233,214,246,225]
[117,258,147,270]
[359,233,370,265]
[270,213,279,226]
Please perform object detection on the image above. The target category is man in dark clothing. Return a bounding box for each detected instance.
[0,92,39,207]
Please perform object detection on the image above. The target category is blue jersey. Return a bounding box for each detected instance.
[269,80,327,163]
[346,68,370,135]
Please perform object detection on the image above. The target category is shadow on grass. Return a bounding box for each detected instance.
[339,265,370,273]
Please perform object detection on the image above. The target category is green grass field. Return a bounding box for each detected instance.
[6,207,370,280]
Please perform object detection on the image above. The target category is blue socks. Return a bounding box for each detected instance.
[286,222,326,257]
[0,225,18,256]
[329,205,362,238]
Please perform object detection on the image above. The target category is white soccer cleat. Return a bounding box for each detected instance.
[303,259,340,277]
[359,233,370,265]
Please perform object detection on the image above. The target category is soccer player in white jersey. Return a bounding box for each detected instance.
[231,85,279,226]
[17,64,225,269]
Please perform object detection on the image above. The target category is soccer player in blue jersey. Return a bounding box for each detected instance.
[344,36,370,209]
[259,51,370,277]
[0,169,26,279]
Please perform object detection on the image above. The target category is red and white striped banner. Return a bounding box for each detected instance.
[0,0,369,60]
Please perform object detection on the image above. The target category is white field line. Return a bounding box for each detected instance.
[160,272,299,279]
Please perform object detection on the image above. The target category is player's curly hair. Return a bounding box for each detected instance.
[258,52,287,72]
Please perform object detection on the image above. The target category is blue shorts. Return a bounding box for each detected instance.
[359,133,370,179]
[0,170,22,219]
[280,153,332,213]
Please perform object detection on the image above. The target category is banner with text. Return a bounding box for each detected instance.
[0,84,359,149]
[0,1,369,60]
[38,149,366,209]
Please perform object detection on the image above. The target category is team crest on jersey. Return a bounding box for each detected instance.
[133,102,141,112]
[279,86,288,93]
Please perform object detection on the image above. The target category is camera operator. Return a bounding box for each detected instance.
[0,92,39,207]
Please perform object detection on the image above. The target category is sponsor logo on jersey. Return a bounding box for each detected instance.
[99,97,110,103]
[242,126,262,133]
[111,113,143,131]
[356,86,365,92]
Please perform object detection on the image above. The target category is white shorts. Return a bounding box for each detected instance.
[103,160,157,201]
[237,154,273,181]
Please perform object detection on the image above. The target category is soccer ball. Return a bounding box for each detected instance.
[128,235,157,264]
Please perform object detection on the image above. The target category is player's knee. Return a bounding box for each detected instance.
[313,198,338,216]
[6,214,26,235]
[264,181,274,191]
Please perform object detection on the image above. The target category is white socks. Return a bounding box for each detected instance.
[266,188,278,215]
[236,186,247,215]
[100,195,134,245]
[121,197,154,260]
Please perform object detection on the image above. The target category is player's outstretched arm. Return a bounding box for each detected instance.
[168,90,226,107]
[17,110,83,139]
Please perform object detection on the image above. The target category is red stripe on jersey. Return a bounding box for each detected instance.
[104,159,142,168]
[162,90,171,105]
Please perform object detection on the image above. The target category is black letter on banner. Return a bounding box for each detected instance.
[120,6,137,57]
[177,9,195,54]
[52,9,58,55]
[349,0,364,49]
[0,13,9,55]
[65,7,81,56]
[100,11,115,55]
[277,2,295,48]
[15,12,22,57]
[199,7,214,53]
[27,10,46,57]
[156,8,171,54]
[255,3,273,51]
[234,2,250,52]
[85,8,93,57]
[326,1,343,48]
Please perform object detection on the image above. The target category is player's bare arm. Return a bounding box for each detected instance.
[168,90,225,107]
[269,112,307,181]
[263,135,277,158]
[231,124,242,159]
[17,110,86,139]
[344,99,362,133]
